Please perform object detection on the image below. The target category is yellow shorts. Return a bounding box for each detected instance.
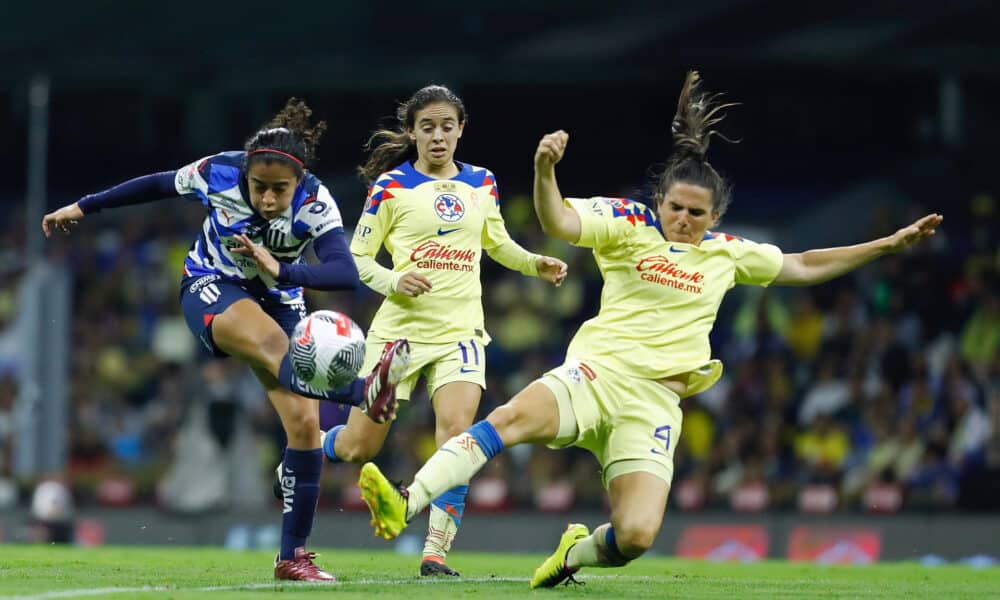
[363,336,487,402]
[538,358,682,488]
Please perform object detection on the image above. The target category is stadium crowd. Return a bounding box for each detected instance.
[0,183,997,515]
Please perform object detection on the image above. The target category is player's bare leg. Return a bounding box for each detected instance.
[533,471,670,587]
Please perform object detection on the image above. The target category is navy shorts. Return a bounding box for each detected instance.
[179,274,307,357]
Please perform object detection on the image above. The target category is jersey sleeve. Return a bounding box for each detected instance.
[294,185,344,239]
[173,155,214,203]
[481,171,539,276]
[731,238,784,286]
[566,197,633,250]
[350,182,394,258]
[350,180,401,296]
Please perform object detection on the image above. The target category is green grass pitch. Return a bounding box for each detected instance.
[0,546,997,599]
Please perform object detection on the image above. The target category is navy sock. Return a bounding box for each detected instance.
[604,526,631,566]
[278,447,323,560]
[278,353,364,406]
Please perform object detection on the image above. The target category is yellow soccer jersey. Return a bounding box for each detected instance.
[350,160,538,343]
[565,196,784,395]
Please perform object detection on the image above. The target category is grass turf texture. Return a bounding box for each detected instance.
[1,546,997,599]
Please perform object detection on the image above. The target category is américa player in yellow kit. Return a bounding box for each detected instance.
[333,85,565,576]
[355,72,943,587]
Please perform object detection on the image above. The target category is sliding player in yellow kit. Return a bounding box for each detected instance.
[327,85,566,577]
[356,72,943,586]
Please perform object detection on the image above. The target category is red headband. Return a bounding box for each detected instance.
[248,148,304,166]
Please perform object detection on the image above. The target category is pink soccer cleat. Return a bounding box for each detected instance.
[274,547,336,582]
[361,339,410,424]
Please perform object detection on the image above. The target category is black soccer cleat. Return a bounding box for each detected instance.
[420,559,460,577]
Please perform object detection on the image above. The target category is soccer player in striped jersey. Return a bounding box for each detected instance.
[355,72,943,586]
[332,85,566,577]
[41,99,410,582]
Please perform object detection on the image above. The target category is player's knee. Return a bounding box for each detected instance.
[258,329,291,365]
[485,401,531,444]
[280,409,320,443]
[437,414,474,439]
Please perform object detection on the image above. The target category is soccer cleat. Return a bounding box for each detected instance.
[361,339,410,424]
[272,462,283,500]
[420,558,460,577]
[358,462,409,540]
[274,547,336,582]
[529,523,590,589]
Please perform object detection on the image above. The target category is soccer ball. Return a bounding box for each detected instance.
[289,310,366,391]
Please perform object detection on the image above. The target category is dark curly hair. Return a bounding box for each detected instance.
[243,98,327,179]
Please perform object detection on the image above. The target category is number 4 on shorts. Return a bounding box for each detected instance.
[653,424,671,454]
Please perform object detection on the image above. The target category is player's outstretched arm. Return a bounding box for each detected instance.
[533,130,581,243]
[773,213,943,286]
[41,202,84,237]
[43,171,178,238]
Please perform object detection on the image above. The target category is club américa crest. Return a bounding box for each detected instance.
[434,194,465,222]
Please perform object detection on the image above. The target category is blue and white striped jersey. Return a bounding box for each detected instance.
[174,151,344,304]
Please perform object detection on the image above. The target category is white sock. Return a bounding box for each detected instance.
[422,503,458,560]
[407,432,489,520]
[567,523,620,569]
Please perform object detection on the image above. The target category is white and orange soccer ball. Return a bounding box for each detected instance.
[289,310,366,391]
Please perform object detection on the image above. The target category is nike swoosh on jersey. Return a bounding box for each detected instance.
[650,448,668,456]
[459,367,479,373]
[437,227,461,235]
[668,246,688,253]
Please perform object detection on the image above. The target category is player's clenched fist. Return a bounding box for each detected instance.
[536,255,568,287]
[534,130,569,172]
[396,272,433,297]
[41,202,84,237]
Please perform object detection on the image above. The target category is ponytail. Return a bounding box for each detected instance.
[243,98,327,178]
[656,71,738,218]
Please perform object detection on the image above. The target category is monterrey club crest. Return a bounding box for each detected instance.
[434,194,465,222]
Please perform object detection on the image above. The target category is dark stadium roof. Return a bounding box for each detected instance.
[4,0,999,88]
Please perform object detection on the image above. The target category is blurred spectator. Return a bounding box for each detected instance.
[798,359,851,426]
[959,282,999,376]
[908,442,959,508]
[947,385,992,474]
[843,417,925,502]
[794,414,850,484]
[28,480,74,543]
[897,355,943,433]
[786,291,824,363]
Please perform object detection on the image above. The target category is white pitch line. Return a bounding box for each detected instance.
[4,575,653,599]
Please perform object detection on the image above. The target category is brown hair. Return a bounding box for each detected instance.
[358,85,467,185]
[243,98,327,178]
[655,71,739,218]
